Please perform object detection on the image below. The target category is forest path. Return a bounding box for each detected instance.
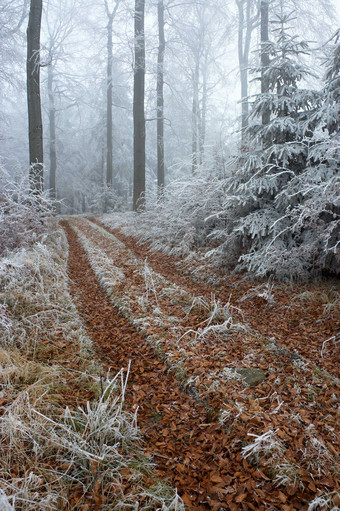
[94,218,340,378]
[63,217,340,511]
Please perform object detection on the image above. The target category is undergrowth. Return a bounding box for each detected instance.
[0,220,184,510]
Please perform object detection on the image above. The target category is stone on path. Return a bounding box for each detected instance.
[236,368,266,387]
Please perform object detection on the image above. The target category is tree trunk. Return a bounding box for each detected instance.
[237,0,258,148]
[191,53,199,175]
[237,0,246,139]
[106,16,113,187]
[48,64,57,200]
[198,55,207,165]
[133,0,146,211]
[260,0,270,127]
[27,0,43,193]
[157,0,165,191]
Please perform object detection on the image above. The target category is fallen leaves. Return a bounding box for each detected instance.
[63,217,340,510]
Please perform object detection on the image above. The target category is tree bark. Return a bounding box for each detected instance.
[260,0,270,127]
[198,54,207,165]
[237,0,246,138]
[104,0,121,188]
[106,15,113,187]
[157,0,165,191]
[27,0,43,193]
[133,0,146,211]
[48,64,57,199]
[236,0,258,147]
[191,52,199,175]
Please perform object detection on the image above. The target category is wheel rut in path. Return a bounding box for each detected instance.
[63,219,340,510]
[63,220,253,511]
[92,218,340,377]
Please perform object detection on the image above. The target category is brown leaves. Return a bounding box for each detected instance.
[63,218,340,510]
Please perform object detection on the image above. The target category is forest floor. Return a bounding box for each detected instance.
[62,215,339,511]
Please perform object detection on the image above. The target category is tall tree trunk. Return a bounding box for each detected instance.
[236,0,258,148]
[237,0,246,139]
[104,0,121,188]
[48,64,57,200]
[260,0,270,127]
[191,53,199,175]
[157,0,165,191]
[27,0,43,193]
[106,15,113,187]
[133,0,146,211]
[198,56,207,165]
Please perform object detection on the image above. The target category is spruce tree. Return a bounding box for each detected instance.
[217,11,321,278]
[282,30,340,276]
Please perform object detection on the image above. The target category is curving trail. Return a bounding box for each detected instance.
[94,217,340,378]
[62,218,340,511]
[63,220,236,511]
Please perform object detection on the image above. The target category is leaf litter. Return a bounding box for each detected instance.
[63,217,340,510]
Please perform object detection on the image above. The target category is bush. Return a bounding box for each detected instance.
[0,169,54,257]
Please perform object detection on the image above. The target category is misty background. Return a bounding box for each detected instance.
[1,0,339,214]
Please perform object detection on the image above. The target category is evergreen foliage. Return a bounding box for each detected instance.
[118,13,339,281]
[208,13,339,279]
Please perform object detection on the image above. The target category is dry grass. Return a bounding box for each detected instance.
[0,221,184,510]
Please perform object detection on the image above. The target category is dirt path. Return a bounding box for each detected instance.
[63,221,239,510]
[63,218,340,511]
[94,217,340,378]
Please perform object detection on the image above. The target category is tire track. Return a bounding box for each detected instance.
[62,220,253,511]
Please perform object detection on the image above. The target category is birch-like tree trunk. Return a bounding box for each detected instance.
[157,0,165,191]
[48,64,56,199]
[236,0,258,147]
[191,52,199,175]
[104,0,121,188]
[106,15,113,187]
[133,0,146,211]
[27,0,43,193]
[198,53,207,165]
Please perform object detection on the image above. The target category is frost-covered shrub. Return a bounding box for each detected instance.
[137,176,225,256]
[90,184,126,214]
[102,171,226,258]
[0,168,53,257]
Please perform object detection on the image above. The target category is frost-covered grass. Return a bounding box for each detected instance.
[307,492,340,511]
[0,220,184,510]
[0,229,92,355]
[100,174,224,260]
[69,218,251,395]
[241,429,285,462]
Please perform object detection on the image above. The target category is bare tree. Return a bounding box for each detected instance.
[133,0,146,211]
[44,0,79,201]
[47,63,56,198]
[0,0,29,86]
[157,0,165,190]
[27,0,43,193]
[104,0,121,188]
[168,1,227,174]
[191,47,200,174]
[235,0,259,146]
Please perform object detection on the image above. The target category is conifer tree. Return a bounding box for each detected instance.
[282,30,340,275]
[215,10,321,278]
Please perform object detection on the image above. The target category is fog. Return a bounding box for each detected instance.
[0,0,339,213]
